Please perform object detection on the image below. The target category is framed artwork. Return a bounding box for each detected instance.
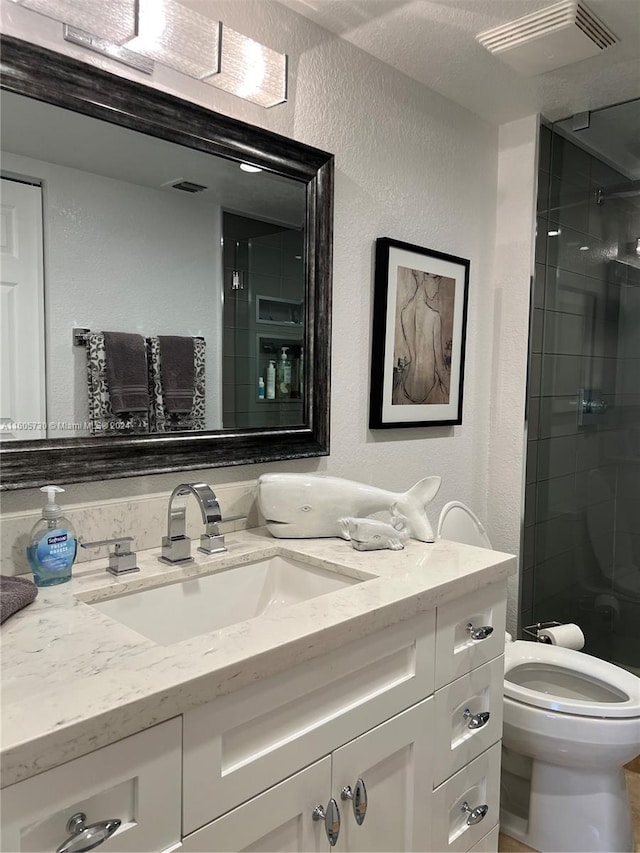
[369,237,470,429]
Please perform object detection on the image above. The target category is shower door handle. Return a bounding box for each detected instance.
[577,388,608,426]
[583,398,608,414]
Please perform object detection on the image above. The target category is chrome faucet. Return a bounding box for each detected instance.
[160,482,226,564]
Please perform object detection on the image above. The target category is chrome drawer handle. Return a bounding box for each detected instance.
[312,799,341,846]
[461,801,489,826]
[341,778,368,825]
[462,709,491,729]
[466,623,493,641]
[56,812,121,853]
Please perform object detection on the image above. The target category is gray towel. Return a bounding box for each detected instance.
[157,336,195,413]
[1,575,38,624]
[103,331,150,414]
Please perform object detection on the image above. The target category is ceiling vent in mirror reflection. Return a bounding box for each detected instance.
[169,180,208,193]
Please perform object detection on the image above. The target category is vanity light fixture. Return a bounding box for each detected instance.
[10,0,138,44]
[62,25,154,73]
[204,24,287,108]
[123,0,220,80]
[13,0,287,109]
[240,163,262,173]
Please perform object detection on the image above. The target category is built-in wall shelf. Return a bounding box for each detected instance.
[256,295,303,326]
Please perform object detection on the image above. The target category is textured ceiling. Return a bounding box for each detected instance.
[279,0,640,125]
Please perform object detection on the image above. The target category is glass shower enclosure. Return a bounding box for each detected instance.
[523,98,640,674]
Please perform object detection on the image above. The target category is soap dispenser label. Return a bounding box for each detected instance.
[36,529,76,571]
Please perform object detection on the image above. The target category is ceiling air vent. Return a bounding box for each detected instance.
[476,0,618,76]
[170,180,208,193]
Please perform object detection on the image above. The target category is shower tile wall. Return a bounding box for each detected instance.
[523,124,640,668]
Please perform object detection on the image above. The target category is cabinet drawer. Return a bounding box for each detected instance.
[183,610,435,834]
[431,742,501,853]
[467,824,499,852]
[1,718,182,853]
[433,655,504,786]
[435,582,506,688]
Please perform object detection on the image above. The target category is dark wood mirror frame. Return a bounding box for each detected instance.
[0,35,333,490]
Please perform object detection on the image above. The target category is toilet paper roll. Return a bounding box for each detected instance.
[537,623,585,650]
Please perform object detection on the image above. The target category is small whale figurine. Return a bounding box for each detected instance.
[257,473,441,542]
[339,517,410,551]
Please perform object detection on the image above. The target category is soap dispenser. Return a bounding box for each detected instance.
[27,486,77,587]
[277,346,291,399]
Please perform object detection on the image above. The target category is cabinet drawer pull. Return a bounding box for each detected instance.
[466,623,493,641]
[312,799,341,846]
[462,709,490,729]
[56,812,121,853]
[341,778,368,825]
[461,801,489,826]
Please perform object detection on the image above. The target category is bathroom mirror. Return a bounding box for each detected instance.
[0,36,333,489]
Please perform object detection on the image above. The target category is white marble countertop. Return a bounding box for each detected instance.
[0,528,516,787]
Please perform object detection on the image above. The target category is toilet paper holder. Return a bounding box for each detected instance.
[523,621,562,643]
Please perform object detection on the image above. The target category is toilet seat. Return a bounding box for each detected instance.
[505,640,640,719]
[437,501,492,549]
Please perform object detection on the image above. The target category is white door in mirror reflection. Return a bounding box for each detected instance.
[0,178,46,440]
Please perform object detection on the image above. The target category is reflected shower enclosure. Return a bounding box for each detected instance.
[523,97,640,674]
[222,212,305,430]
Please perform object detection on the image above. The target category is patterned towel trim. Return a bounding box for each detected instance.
[148,336,206,432]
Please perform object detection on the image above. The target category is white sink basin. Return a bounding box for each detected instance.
[90,555,361,645]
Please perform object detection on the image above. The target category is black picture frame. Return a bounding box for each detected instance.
[369,238,470,429]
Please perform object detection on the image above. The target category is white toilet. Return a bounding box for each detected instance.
[437,501,640,853]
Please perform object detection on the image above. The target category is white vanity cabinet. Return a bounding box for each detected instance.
[1,573,508,853]
[181,580,507,852]
[182,611,436,834]
[182,699,433,853]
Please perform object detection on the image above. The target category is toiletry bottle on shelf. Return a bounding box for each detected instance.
[27,486,77,587]
[266,360,276,400]
[258,376,265,400]
[277,347,291,399]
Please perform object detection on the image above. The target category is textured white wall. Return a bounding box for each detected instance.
[487,117,539,634]
[1,1,535,617]
[2,151,223,433]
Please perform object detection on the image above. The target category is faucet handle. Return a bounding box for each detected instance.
[199,528,226,555]
[81,537,139,576]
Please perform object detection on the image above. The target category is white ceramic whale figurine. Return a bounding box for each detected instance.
[257,473,441,542]
[339,517,410,551]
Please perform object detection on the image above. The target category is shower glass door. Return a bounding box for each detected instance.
[523,98,640,673]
